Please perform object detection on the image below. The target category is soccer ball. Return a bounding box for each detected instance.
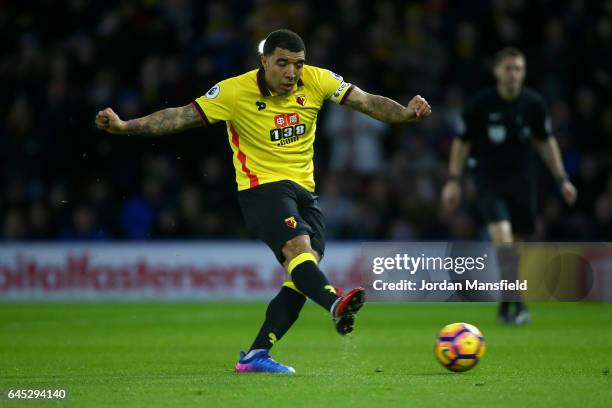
[434,322,486,372]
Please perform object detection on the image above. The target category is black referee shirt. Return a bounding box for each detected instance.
[458,87,552,190]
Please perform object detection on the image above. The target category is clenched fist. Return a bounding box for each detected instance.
[95,108,127,134]
[407,95,432,121]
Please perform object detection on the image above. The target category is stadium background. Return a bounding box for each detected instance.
[2,0,611,244]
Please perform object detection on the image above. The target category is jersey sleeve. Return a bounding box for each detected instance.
[532,95,553,140]
[457,102,477,142]
[316,68,354,105]
[192,79,236,125]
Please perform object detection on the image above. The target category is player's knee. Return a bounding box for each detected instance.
[488,221,514,244]
[282,235,313,262]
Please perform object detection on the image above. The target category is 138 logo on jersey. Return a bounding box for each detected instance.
[270,112,306,146]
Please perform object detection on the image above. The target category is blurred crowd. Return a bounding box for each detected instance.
[1,0,611,242]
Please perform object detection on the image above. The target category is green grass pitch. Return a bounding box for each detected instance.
[1,302,611,407]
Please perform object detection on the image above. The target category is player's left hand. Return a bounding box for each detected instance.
[560,180,577,206]
[406,95,432,121]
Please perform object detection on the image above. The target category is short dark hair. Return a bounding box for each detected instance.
[493,47,525,67]
[262,29,305,56]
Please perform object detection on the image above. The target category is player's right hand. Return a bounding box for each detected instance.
[406,95,432,121]
[95,108,126,134]
[441,180,461,211]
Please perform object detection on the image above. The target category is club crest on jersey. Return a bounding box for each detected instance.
[284,216,298,229]
[296,95,306,106]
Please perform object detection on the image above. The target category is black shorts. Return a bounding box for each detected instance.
[476,186,537,236]
[238,180,326,264]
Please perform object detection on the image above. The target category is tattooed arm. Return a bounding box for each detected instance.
[95,103,204,136]
[343,86,431,123]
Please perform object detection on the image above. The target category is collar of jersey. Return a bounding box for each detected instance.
[257,67,304,97]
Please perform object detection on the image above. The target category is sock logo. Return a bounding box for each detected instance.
[324,284,337,294]
[268,332,277,345]
[284,216,297,229]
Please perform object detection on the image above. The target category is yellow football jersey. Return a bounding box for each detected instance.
[192,65,353,192]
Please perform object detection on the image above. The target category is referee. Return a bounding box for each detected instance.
[442,47,577,324]
[96,29,431,373]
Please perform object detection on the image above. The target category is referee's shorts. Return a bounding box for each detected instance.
[238,180,326,264]
[476,185,537,237]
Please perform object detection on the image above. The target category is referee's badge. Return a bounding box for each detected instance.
[284,216,298,229]
[488,125,506,144]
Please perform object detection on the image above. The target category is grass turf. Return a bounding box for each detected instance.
[0,302,611,407]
